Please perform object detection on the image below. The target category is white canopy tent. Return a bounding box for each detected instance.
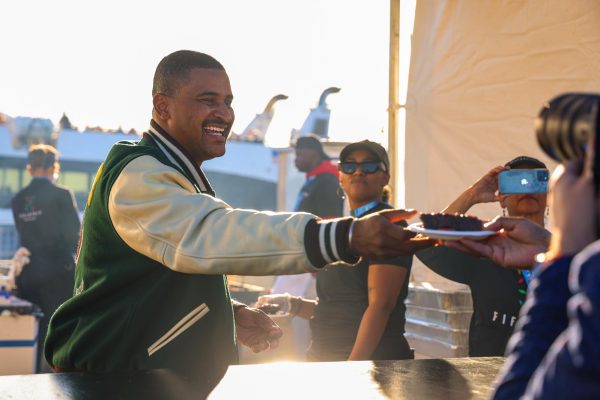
[396,0,600,285]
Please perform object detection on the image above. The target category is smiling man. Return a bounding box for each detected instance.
[44,50,432,385]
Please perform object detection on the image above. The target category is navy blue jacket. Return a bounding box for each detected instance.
[493,241,600,399]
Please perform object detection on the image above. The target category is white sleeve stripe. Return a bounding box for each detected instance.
[329,220,340,260]
[319,224,333,264]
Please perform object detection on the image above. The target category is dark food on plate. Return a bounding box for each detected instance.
[420,213,484,231]
[257,303,281,314]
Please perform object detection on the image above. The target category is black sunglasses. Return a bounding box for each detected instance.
[338,161,386,175]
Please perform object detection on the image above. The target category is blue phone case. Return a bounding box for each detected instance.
[498,169,549,194]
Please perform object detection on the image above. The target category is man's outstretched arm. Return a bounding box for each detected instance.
[109,156,434,276]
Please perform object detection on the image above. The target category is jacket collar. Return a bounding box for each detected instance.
[147,120,215,196]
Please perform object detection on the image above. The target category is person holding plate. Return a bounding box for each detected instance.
[257,140,415,361]
[44,52,433,385]
[416,156,550,356]
[443,155,599,399]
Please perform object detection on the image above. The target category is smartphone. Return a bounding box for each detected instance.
[498,169,549,194]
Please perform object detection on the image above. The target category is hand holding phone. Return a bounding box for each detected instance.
[498,169,549,194]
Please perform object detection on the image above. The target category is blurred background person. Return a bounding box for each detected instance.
[416,156,549,356]
[259,140,414,361]
[292,134,343,218]
[11,144,80,372]
[269,134,344,357]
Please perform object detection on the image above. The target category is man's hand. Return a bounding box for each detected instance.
[443,217,551,268]
[234,305,283,353]
[350,209,436,258]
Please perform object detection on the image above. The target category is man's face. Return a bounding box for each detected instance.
[294,148,318,173]
[159,68,234,163]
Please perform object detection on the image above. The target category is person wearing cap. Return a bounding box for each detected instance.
[11,144,81,372]
[258,140,414,361]
[416,155,550,356]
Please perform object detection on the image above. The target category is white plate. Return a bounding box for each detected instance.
[406,223,496,241]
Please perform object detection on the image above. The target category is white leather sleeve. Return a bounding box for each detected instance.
[108,155,318,275]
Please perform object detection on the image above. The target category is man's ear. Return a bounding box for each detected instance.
[47,165,57,180]
[153,93,170,120]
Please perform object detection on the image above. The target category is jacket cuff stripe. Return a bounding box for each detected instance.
[305,219,327,267]
[329,219,340,260]
[318,223,333,264]
[304,217,359,268]
[323,222,336,262]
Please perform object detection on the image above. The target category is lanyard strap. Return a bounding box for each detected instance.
[521,269,532,286]
[352,201,383,218]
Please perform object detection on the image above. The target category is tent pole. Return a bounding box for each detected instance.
[388,0,400,207]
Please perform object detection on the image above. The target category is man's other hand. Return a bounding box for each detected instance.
[234,305,283,353]
[350,209,436,258]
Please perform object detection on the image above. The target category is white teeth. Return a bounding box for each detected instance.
[203,125,226,136]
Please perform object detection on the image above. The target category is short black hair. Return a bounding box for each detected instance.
[505,155,547,169]
[294,134,329,160]
[28,144,58,169]
[152,50,225,96]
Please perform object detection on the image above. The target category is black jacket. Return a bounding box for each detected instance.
[494,251,600,399]
[12,177,80,266]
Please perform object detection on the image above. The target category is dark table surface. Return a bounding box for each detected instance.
[0,357,504,399]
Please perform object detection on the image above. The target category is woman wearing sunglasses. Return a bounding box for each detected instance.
[258,140,414,361]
